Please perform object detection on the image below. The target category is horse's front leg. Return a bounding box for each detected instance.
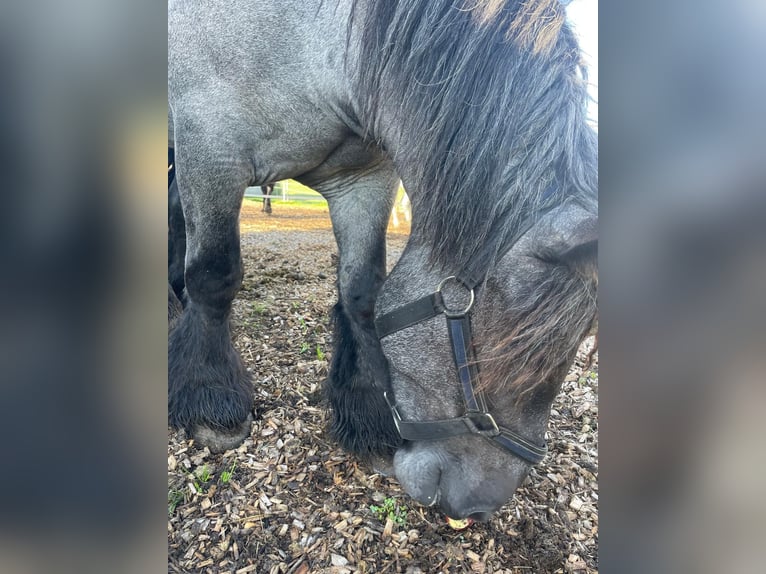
[168,136,254,452]
[306,165,402,462]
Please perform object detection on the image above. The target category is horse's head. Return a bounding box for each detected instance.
[375,201,597,521]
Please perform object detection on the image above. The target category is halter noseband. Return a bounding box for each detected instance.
[374,273,547,466]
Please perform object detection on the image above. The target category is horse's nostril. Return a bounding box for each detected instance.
[426,489,441,507]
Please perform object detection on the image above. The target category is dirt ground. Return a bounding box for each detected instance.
[168,201,598,574]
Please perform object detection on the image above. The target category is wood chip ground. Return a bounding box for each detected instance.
[168,202,598,573]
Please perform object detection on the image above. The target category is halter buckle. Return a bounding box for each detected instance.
[464,411,500,437]
[436,276,475,318]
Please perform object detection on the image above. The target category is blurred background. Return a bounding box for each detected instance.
[599,1,766,572]
[0,1,764,572]
[0,1,167,572]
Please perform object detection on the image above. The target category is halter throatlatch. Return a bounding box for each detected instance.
[375,274,548,465]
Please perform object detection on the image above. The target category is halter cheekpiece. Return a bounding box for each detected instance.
[375,271,548,465]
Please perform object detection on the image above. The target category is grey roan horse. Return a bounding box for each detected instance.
[169,0,597,522]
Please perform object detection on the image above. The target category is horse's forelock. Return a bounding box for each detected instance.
[476,262,597,398]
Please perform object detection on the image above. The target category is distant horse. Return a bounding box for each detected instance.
[261,183,274,214]
[169,0,597,521]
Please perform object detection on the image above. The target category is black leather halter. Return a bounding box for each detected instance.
[374,275,548,465]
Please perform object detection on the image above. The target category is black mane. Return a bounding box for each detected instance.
[349,0,597,275]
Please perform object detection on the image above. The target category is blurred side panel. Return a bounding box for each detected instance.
[0,1,166,572]
[600,1,766,573]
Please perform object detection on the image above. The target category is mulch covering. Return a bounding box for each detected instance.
[168,203,598,573]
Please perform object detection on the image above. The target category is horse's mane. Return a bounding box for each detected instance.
[348,0,597,276]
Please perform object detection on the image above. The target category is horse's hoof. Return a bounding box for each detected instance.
[192,413,253,453]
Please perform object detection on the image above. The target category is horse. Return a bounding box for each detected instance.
[261,183,274,214]
[168,0,598,522]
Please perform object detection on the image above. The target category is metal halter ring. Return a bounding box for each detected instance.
[436,276,475,318]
